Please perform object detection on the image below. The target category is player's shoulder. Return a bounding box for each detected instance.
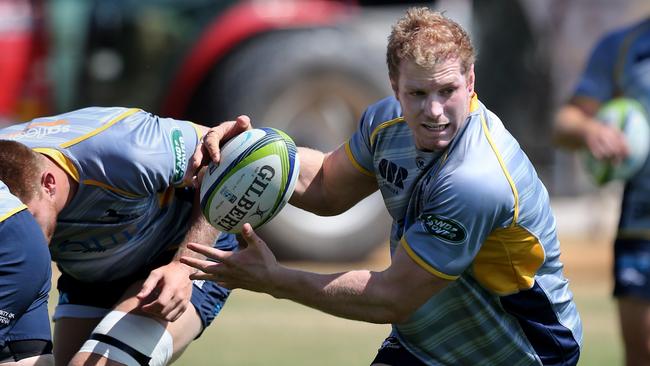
[596,18,650,49]
[615,17,650,36]
[362,96,403,129]
[358,96,409,147]
[0,181,27,223]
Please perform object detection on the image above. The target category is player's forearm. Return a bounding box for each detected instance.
[268,267,409,324]
[553,105,594,149]
[174,193,220,262]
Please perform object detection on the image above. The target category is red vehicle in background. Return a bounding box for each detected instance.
[1,0,553,260]
[0,0,48,123]
[2,0,410,261]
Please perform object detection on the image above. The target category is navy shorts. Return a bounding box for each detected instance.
[55,232,238,332]
[614,167,650,299]
[614,238,650,299]
[0,210,52,346]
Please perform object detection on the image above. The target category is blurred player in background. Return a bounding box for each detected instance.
[553,16,650,366]
[0,108,240,366]
[0,178,53,365]
[183,7,583,365]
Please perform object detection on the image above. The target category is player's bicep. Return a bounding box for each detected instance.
[323,145,378,210]
[291,145,377,215]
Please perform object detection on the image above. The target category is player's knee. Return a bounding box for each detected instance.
[0,340,53,366]
[76,311,173,366]
[11,354,54,366]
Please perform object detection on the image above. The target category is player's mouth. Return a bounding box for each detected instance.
[421,122,448,132]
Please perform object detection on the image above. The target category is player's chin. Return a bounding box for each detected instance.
[417,138,451,152]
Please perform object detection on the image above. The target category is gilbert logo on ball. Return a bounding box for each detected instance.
[584,97,650,185]
[200,128,299,233]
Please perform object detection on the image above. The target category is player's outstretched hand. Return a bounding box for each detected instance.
[180,223,280,293]
[136,262,194,322]
[183,115,253,186]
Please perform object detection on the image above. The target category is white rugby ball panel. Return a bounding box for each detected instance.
[200,128,299,233]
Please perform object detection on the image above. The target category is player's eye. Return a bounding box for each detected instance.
[409,90,426,97]
[440,87,456,96]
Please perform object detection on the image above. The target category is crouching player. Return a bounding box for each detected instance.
[0,180,53,365]
[0,108,247,365]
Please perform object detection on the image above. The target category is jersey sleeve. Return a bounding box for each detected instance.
[401,173,509,279]
[345,108,376,176]
[83,111,201,196]
[573,31,621,102]
[345,97,403,176]
[155,116,202,186]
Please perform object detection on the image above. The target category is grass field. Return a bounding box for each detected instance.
[180,236,624,365]
[49,236,622,365]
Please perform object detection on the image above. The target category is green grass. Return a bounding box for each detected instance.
[48,243,623,365]
[182,291,390,365]
[572,284,623,365]
[178,285,622,365]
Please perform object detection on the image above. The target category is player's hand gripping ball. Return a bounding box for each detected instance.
[584,97,650,185]
[200,128,300,233]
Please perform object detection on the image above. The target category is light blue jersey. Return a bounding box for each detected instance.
[347,96,582,365]
[0,107,204,282]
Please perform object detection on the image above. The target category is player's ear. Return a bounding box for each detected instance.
[41,171,57,198]
[466,64,475,94]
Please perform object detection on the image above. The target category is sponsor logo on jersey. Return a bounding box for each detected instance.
[415,157,427,170]
[57,222,144,253]
[420,214,467,244]
[0,120,71,140]
[378,158,408,189]
[171,129,187,183]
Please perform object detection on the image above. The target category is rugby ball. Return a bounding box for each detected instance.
[200,128,299,233]
[584,97,650,185]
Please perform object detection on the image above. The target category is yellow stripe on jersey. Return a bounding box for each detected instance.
[36,139,143,199]
[469,93,479,112]
[480,113,519,225]
[370,117,404,147]
[83,180,143,198]
[34,148,80,182]
[60,108,141,148]
[0,204,27,223]
[401,237,459,280]
[344,142,374,177]
[189,121,205,141]
[472,225,545,295]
